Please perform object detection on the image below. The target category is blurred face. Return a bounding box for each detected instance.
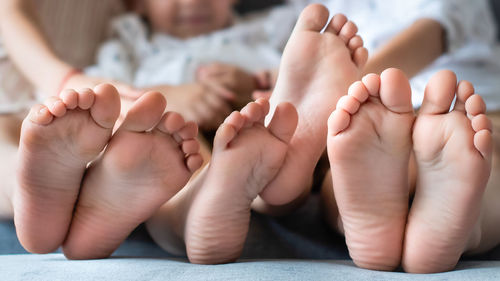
[143,0,235,38]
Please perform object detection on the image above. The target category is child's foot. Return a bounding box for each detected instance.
[185,99,298,264]
[15,85,121,253]
[327,68,415,270]
[402,71,492,273]
[62,92,203,259]
[260,4,368,205]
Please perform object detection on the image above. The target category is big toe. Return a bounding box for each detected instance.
[91,84,121,129]
[119,91,167,132]
[379,68,413,114]
[268,102,298,143]
[419,70,457,115]
[294,4,330,32]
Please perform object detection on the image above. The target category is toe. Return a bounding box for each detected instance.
[213,123,238,151]
[474,129,493,161]
[337,95,360,114]
[339,21,358,43]
[348,81,370,103]
[28,104,53,125]
[379,68,413,114]
[465,94,487,117]
[419,70,457,115]
[329,13,348,34]
[44,97,67,118]
[60,89,78,110]
[77,89,95,110]
[240,102,264,127]
[118,91,165,132]
[91,84,122,129]
[361,73,381,97]
[186,154,204,172]
[328,108,350,136]
[177,121,199,140]
[224,111,245,132]
[471,114,492,133]
[348,35,364,52]
[255,98,270,123]
[453,81,475,112]
[293,4,330,33]
[267,102,298,143]
[353,47,369,69]
[158,112,186,134]
[182,139,200,155]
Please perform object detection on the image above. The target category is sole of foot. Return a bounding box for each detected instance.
[327,68,415,271]
[62,92,203,259]
[185,99,298,264]
[403,70,492,273]
[260,4,368,206]
[15,84,121,253]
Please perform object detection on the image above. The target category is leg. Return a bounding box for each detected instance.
[257,4,368,206]
[327,68,415,270]
[62,92,203,259]
[15,85,121,253]
[403,72,492,273]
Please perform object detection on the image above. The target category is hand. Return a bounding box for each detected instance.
[64,74,142,100]
[196,63,257,108]
[144,83,235,131]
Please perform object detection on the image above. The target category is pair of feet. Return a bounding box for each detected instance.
[15,85,203,259]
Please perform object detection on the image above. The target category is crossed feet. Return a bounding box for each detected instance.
[327,68,492,273]
[15,85,203,259]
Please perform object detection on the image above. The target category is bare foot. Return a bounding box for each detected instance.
[260,4,368,205]
[62,92,203,259]
[15,85,121,253]
[184,99,298,264]
[327,68,415,270]
[403,71,492,273]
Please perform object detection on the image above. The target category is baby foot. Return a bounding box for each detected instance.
[403,71,492,273]
[260,4,368,205]
[62,92,203,260]
[15,85,121,253]
[327,68,415,270]
[185,99,298,264]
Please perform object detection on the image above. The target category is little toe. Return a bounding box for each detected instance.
[119,91,166,132]
[328,107,351,136]
[353,47,369,68]
[267,102,298,143]
[77,89,95,110]
[379,68,413,114]
[465,94,487,117]
[348,81,370,103]
[91,84,122,129]
[294,4,330,33]
[60,89,78,110]
[419,70,457,115]
[186,154,204,172]
[28,104,53,125]
[474,130,493,161]
[361,73,381,97]
[44,97,67,118]
[453,81,475,112]
[214,123,238,151]
[182,139,200,155]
